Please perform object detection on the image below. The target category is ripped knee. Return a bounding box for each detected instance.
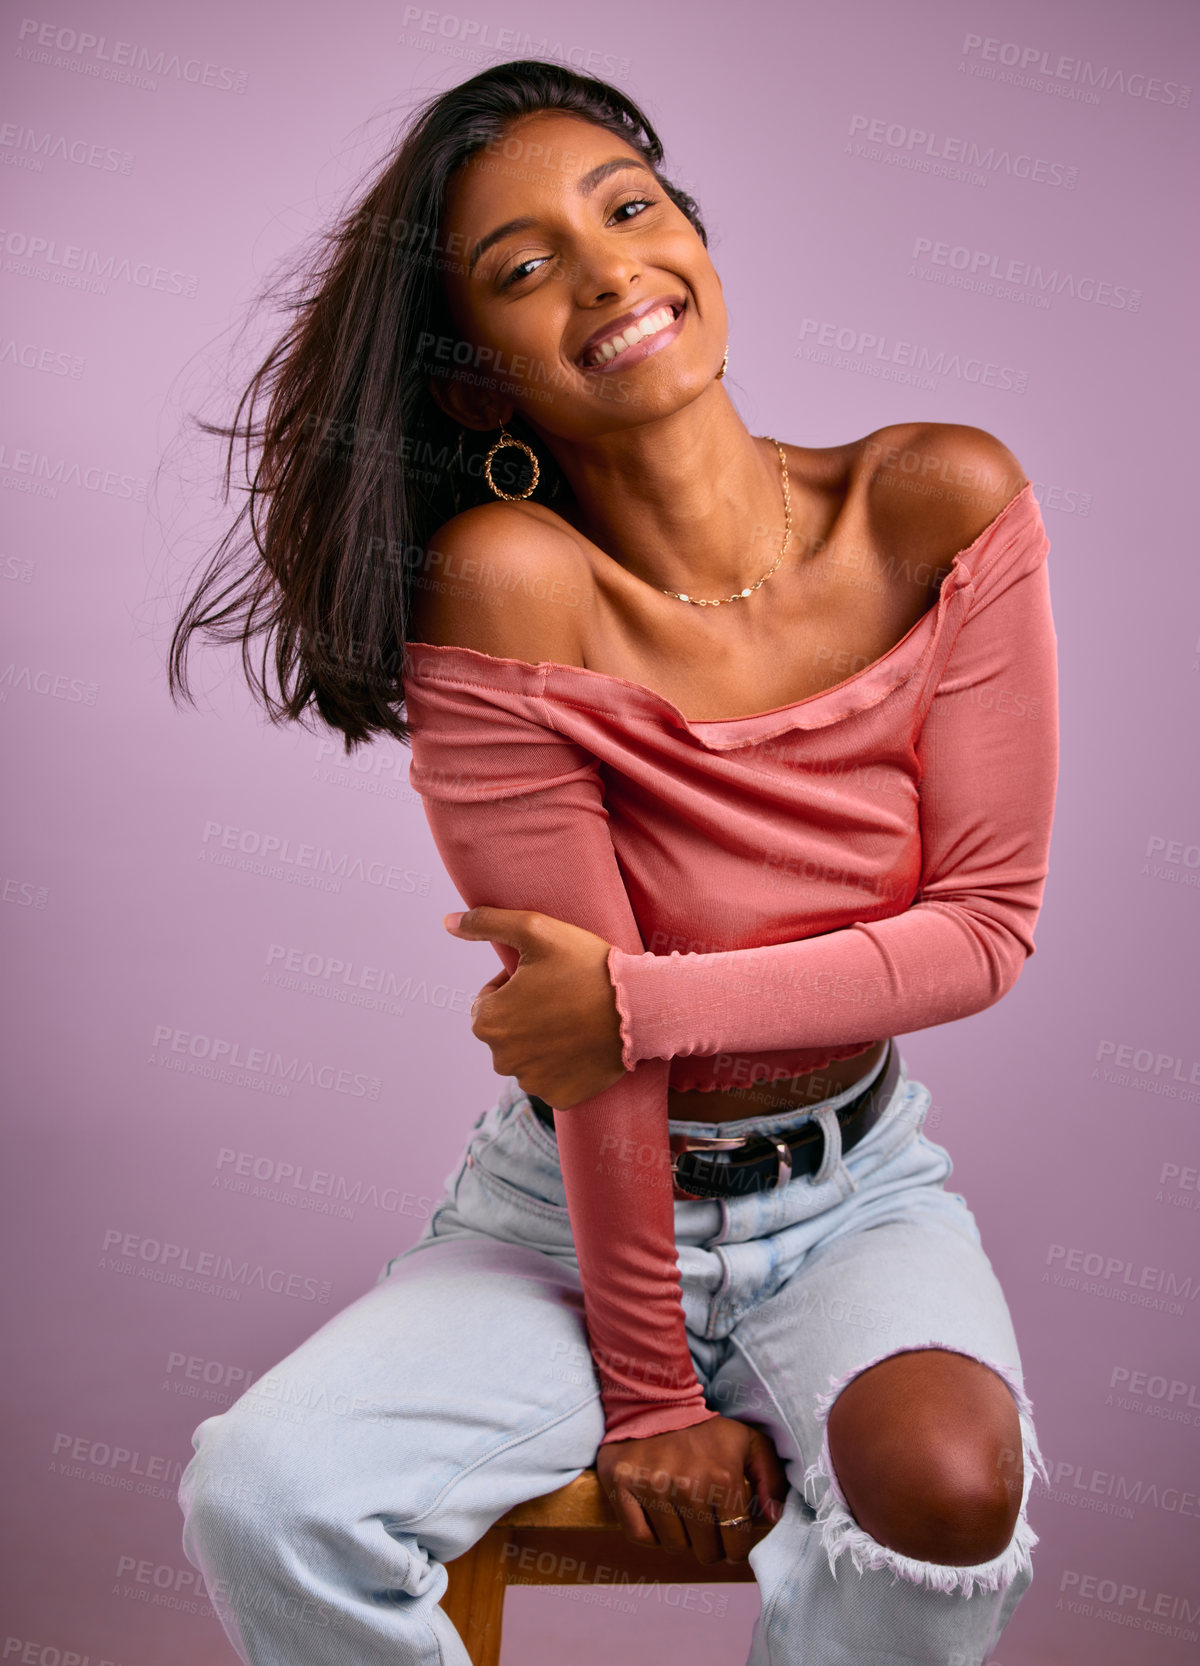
[826,1347,1022,1564]
[802,1343,1050,1598]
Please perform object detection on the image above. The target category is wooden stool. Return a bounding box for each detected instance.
[440,1468,769,1666]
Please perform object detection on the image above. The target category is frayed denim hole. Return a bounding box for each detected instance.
[803,1342,1050,1599]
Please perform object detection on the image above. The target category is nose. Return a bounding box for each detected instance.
[567,235,642,309]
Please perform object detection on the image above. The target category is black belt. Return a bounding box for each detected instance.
[528,1040,899,1201]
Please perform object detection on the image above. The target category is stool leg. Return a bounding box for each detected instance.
[442,1527,514,1666]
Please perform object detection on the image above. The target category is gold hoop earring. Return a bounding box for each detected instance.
[483,422,540,501]
[716,345,729,381]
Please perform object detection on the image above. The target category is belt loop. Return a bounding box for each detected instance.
[811,1103,843,1186]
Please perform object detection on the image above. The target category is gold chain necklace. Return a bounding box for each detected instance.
[658,437,791,607]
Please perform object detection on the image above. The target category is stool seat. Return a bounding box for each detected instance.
[441,1467,770,1665]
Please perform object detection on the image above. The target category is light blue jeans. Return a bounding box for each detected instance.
[177,1044,1048,1665]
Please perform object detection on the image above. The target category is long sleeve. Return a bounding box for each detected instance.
[606,506,1059,1065]
[403,651,720,1446]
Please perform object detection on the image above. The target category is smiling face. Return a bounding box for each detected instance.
[432,109,728,444]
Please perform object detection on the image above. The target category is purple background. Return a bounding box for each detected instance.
[3,0,1197,1661]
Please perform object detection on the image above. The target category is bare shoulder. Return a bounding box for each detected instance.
[407,500,591,667]
[858,422,1030,559]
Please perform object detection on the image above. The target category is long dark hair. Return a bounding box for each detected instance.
[165,59,707,753]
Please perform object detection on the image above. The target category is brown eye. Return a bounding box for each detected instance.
[502,255,551,288]
[611,196,654,223]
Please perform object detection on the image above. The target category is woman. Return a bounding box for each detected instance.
[170,59,1057,1666]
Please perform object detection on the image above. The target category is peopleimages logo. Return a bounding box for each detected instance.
[1093,1037,1200,1101]
[264,941,470,1015]
[1057,1569,1200,1635]
[794,317,1028,393]
[14,17,249,93]
[198,819,432,896]
[1044,1243,1199,1314]
[0,227,198,297]
[0,661,97,701]
[909,237,1141,311]
[1108,1365,1200,1424]
[959,33,1190,108]
[847,114,1077,189]
[215,1146,435,1221]
[0,439,145,497]
[397,8,631,78]
[1044,1457,1200,1519]
[148,1022,382,1101]
[0,336,86,376]
[99,1227,333,1304]
[51,1430,185,1486]
[0,122,135,175]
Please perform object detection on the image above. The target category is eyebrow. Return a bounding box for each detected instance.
[466,157,656,277]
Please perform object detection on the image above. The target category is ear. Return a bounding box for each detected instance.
[427,372,510,433]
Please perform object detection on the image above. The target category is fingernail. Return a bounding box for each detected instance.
[443,912,465,930]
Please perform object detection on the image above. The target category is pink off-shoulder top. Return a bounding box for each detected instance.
[402,479,1058,1444]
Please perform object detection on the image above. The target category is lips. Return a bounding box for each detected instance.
[575,296,686,368]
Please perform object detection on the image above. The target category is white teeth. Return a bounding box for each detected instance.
[585,305,676,367]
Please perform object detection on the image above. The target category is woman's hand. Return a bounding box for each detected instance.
[443,906,626,1107]
[596,1416,789,1566]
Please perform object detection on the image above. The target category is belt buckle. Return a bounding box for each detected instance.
[669,1130,794,1198]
